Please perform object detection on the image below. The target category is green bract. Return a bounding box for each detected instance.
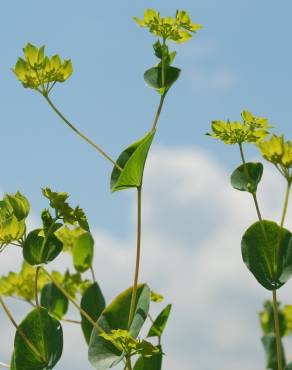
[241,220,292,290]
[13,43,73,93]
[208,110,270,144]
[133,9,202,43]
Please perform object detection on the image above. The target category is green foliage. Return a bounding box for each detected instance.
[72,231,94,273]
[262,334,286,370]
[5,192,30,221]
[23,227,63,265]
[260,301,286,337]
[241,220,292,290]
[134,351,163,370]
[81,282,106,345]
[14,307,63,370]
[88,284,150,369]
[208,110,270,145]
[133,9,202,43]
[13,43,73,93]
[230,162,263,193]
[150,290,164,303]
[50,270,91,299]
[147,304,172,338]
[144,66,181,94]
[111,132,155,192]
[40,283,69,320]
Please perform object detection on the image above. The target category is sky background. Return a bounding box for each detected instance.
[0,1,292,369]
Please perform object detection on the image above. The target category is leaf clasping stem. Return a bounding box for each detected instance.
[42,94,123,172]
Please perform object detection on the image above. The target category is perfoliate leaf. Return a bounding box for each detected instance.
[4,192,30,221]
[241,220,292,290]
[40,283,69,320]
[54,225,85,253]
[89,284,150,370]
[262,334,286,370]
[144,66,181,94]
[23,227,63,265]
[230,162,263,193]
[147,304,172,338]
[14,307,63,370]
[81,282,106,345]
[73,231,94,273]
[111,132,155,192]
[134,351,163,370]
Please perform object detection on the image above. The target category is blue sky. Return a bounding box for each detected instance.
[0,1,292,369]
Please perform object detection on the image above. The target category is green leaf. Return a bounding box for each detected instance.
[134,350,163,370]
[150,290,164,303]
[144,66,181,93]
[230,162,263,193]
[73,231,94,273]
[262,334,286,370]
[4,192,30,221]
[259,301,286,337]
[286,363,292,370]
[23,228,63,265]
[40,283,69,320]
[241,220,292,290]
[10,352,16,370]
[147,304,172,337]
[110,132,155,192]
[88,284,150,369]
[14,307,63,370]
[80,282,106,345]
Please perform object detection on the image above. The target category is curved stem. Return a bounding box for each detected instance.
[43,94,122,172]
[41,268,104,333]
[35,267,40,307]
[272,290,283,370]
[90,266,96,282]
[280,181,291,228]
[151,95,165,132]
[128,187,142,328]
[0,296,43,361]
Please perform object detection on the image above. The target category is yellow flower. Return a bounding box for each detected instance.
[258,135,292,169]
[13,43,73,94]
[208,110,270,145]
[133,9,202,43]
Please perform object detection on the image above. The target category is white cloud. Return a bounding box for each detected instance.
[0,145,291,370]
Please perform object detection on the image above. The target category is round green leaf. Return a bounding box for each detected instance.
[134,350,162,370]
[241,220,292,290]
[81,282,106,345]
[14,307,63,370]
[144,66,181,92]
[231,162,263,193]
[40,283,69,320]
[88,284,150,370]
[262,334,286,370]
[110,132,155,192]
[5,192,30,221]
[147,304,172,338]
[73,232,94,273]
[23,228,63,265]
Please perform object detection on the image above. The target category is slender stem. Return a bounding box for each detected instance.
[43,94,122,172]
[0,362,9,368]
[90,266,96,282]
[35,267,40,307]
[42,268,104,333]
[125,356,132,370]
[0,296,43,361]
[280,181,291,228]
[61,318,81,325]
[272,290,283,370]
[128,187,142,328]
[151,95,166,132]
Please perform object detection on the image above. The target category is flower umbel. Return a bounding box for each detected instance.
[13,43,73,94]
[258,135,292,180]
[133,9,202,43]
[208,110,270,145]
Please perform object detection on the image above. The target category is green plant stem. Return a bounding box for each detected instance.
[128,187,142,328]
[0,296,44,361]
[272,290,283,370]
[280,181,291,228]
[42,268,104,333]
[35,266,40,307]
[61,318,81,325]
[151,94,166,132]
[90,265,96,282]
[43,94,122,172]
[125,356,132,370]
[0,362,9,368]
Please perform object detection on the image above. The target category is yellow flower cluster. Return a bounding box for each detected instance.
[13,43,73,93]
[209,110,270,145]
[258,135,292,169]
[133,9,202,43]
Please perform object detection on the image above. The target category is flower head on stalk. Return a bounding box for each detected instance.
[12,43,73,95]
[208,110,271,145]
[133,9,202,43]
[258,135,292,181]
